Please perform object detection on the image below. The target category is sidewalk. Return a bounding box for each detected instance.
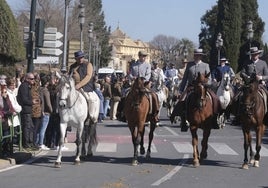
[0,146,42,170]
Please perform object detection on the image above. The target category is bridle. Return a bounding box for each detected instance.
[59,80,80,109]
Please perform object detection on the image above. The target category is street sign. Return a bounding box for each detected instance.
[44,32,63,41]
[39,48,63,56]
[43,40,63,48]
[44,27,57,34]
[39,27,63,56]
[33,56,59,64]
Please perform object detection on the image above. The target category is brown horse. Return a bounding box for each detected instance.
[237,75,266,169]
[186,72,214,167]
[124,77,157,165]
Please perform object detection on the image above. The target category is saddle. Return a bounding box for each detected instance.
[144,88,159,117]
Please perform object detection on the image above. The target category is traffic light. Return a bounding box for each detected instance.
[35,18,45,47]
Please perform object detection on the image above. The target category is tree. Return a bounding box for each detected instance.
[0,0,25,66]
[150,34,179,62]
[237,0,265,71]
[217,0,242,71]
[83,0,112,67]
[199,5,218,65]
[199,0,265,72]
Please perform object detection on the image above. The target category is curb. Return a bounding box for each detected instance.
[0,150,40,170]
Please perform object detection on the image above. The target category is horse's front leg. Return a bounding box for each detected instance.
[242,129,251,169]
[146,121,156,159]
[139,125,145,155]
[190,126,199,167]
[74,124,84,165]
[130,126,139,165]
[200,127,211,162]
[253,124,265,167]
[55,122,67,168]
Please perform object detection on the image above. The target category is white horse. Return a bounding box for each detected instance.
[165,76,180,118]
[216,72,233,128]
[152,73,168,124]
[54,73,99,168]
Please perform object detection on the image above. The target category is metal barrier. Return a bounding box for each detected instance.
[0,114,22,156]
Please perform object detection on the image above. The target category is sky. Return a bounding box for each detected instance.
[6,0,268,46]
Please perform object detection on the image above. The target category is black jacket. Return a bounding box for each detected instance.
[17,81,33,114]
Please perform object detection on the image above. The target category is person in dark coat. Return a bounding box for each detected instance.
[17,72,39,150]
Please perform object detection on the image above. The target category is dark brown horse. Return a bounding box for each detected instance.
[186,72,214,167]
[124,77,157,165]
[237,75,266,169]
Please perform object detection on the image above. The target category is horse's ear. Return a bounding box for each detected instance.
[205,71,210,78]
[55,71,62,79]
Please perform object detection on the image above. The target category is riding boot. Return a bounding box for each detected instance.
[212,114,220,129]
[180,114,189,132]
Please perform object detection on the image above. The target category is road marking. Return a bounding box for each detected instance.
[172,142,193,153]
[96,143,117,152]
[151,154,189,186]
[138,142,157,153]
[0,151,49,173]
[163,126,179,136]
[209,143,238,155]
[260,146,268,156]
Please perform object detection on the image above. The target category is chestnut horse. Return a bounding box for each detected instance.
[186,72,214,167]
[124,77,157,165]
[237,75,266,169]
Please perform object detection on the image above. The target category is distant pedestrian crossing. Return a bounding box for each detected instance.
[62,141,268,157]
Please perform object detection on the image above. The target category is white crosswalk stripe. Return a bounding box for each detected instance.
[260,146,268,156]
[89,141,268,158]
[209,143,238,155]
[172,142,193,153]
[96,143,117,152]
[138,143,157,153]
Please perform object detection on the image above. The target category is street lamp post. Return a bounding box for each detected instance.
[88,22,94,63]
[183,47,188,61]
[78,2,85,51]
[92,34,97,70]
[215,33,223,65]
[61,0,71,73]
[247,20,254,59]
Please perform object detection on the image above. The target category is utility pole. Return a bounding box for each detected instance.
[61,0,71,73]
[27,0,37,73]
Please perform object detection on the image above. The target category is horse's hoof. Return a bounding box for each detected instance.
[193,160,200,167]
[74,160,80,165]
[146,153,151,159]
[242,163,249,169]
[254,161,259,167]
[54,162,61,168]
[132,159,139,166]
[249,159,255,165]
[140,147,145,155]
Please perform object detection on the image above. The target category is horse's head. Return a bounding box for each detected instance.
[58,75,75,108]
[132,77,146,93]
[241,75,259,116]
[222,72,231,91]
[193,72,210,108]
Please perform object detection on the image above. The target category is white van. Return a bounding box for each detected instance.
[97,67,115,80]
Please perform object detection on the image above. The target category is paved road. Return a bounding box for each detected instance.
[0,115,268,188]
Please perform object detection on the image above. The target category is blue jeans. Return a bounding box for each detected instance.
[36,114,50,146]
[103,99,110,118]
